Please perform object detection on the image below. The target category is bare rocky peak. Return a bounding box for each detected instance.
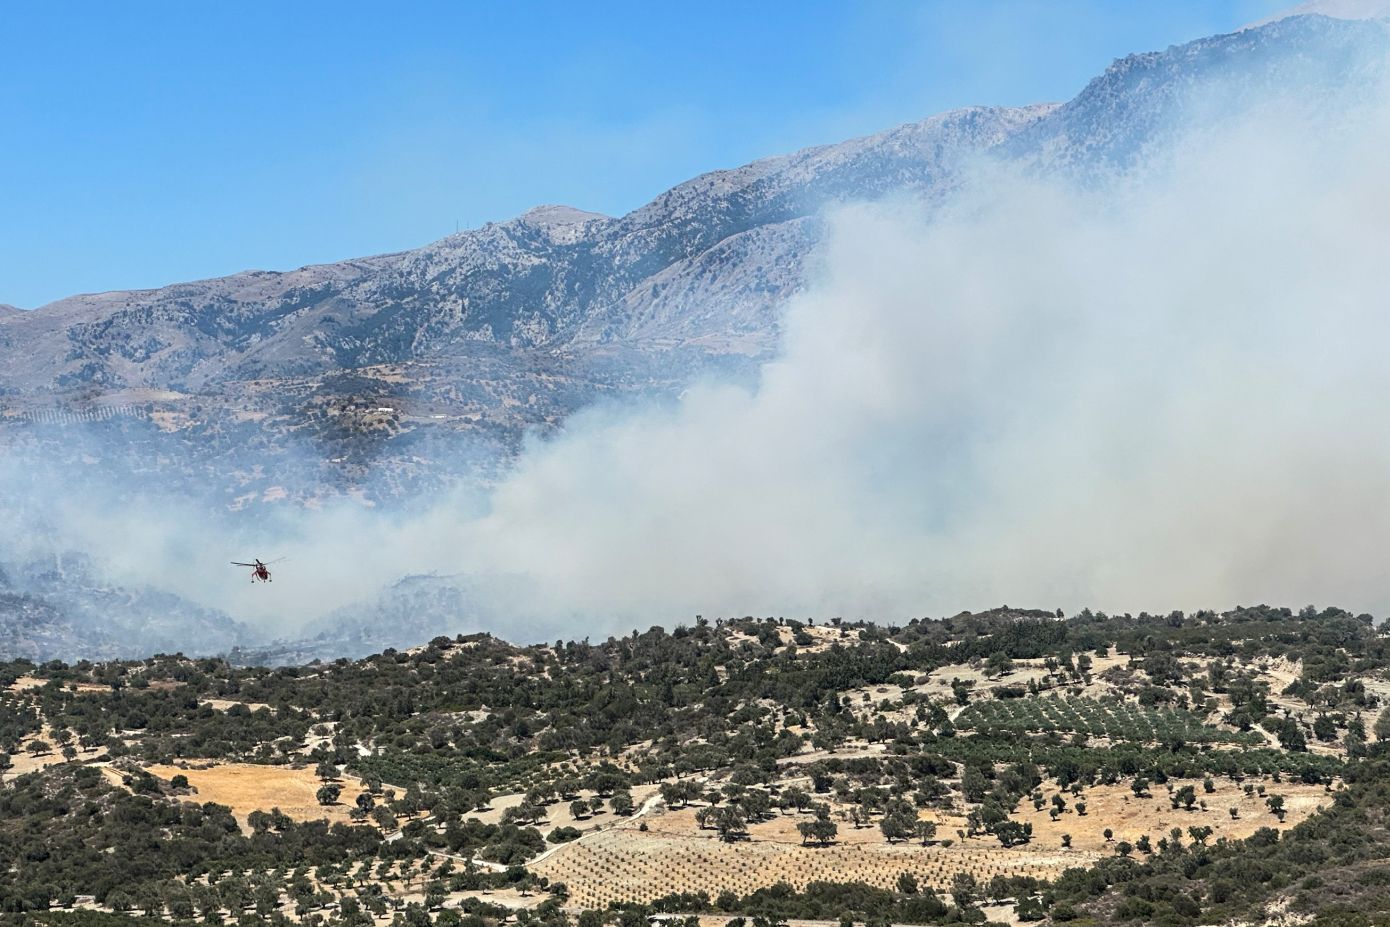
[519,203,603,222]
[1005,12,1389,169]
[1247,0,1390,28]
[500,204,611,244]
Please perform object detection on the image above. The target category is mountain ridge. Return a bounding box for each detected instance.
[0,552,255,662]
[0,103,1051,393]
[3,15,1384,408]
[5,16,1384,390]
[3,13,1390,662]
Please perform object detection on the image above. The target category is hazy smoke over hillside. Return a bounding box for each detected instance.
[6,57,1390,648]
[456,101,1390,630]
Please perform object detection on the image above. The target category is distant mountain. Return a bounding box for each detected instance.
[229,573,481,665]
[0,104,1056,506]
[0,591,73,663]
[2,13,1389,662]
[2,16,1381,414]
[1011,13,1389,169]
[4,17,1384,479]
[1248,0,1390,28]
[0,105,1047,396]
[0,552,255,662]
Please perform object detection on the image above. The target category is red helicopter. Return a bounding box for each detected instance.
[231,558,285,583]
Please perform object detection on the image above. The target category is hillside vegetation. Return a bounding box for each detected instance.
[1,605,1389,927]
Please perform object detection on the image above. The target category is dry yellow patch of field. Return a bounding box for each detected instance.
[777,742,890,767]
[145,762,369,828]
[834,648,1135,728]
[915,648,1131,707]
[2,730,68,781]
[773,625,849,654]
[1016,777,1331,852]
[441,888,547,911]
[10,675,111,694]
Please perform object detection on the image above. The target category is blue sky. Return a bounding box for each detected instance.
[1,0,1288,309]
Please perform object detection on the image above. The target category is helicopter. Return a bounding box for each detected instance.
[231,558,285,583]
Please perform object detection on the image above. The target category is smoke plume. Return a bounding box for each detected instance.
[7,64,1390,648]
[446,98,1390,633]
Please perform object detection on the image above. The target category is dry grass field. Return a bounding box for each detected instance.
[10,675,111,694]
[535,775,1330,909]
[1014,778,1330,852]
[144,761,369,828]
[835,647,1135,727]
[1,727,70,782]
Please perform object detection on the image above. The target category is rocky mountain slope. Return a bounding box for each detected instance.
[0,16,1381,400]
[232,573,484,665]
[1,18,1384,464]
[1249,0,1390,27]
[1020,12,1387,168]
[2,13,1389,662]
[0,553,253,662]
[0,105,1044,396]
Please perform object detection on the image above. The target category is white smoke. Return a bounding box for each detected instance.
[442,98,1390,632]
[8,79,1390,646]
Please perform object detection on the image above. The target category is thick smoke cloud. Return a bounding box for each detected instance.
[7,77,1390,646]
[450,99,1390,633]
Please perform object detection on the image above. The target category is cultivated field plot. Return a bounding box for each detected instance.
[536,775,1331,909]
[535,817,1092,909]
[954,696,1262,745]
[144,762,368,828]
